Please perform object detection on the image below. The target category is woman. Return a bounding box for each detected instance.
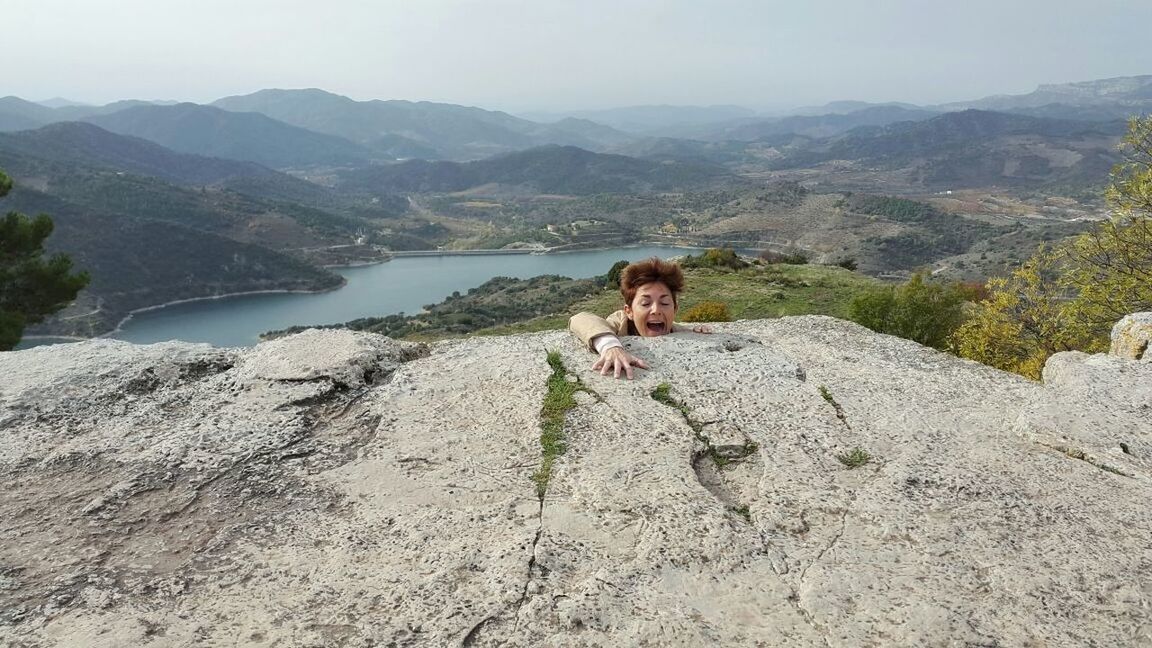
[570,257,710,379]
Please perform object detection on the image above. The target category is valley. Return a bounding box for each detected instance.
[1,75,1147,341]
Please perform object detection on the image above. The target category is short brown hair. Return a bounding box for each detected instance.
[620,257,685,305]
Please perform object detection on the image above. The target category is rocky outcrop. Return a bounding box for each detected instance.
[1,318,1150,647]
[1111,312,1152,361]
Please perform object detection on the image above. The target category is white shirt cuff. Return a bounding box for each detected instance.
[593,334,623,354]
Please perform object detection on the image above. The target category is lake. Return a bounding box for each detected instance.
[87,246,705,348]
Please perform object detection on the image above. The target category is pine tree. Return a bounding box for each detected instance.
[0,169,91,350]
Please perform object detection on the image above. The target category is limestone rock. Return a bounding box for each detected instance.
[1,318,1150,647]
[1111,311,1152,361]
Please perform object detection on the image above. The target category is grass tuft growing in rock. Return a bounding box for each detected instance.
[837,447,871,469]
[533,350,588,498]
[819,384,850,427]
[729,504,752,523]
[818,385,836,405]
[651,382,758,468]
[650,382,701,433]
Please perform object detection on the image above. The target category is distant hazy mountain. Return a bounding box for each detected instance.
[82,103,376,168]
[0,122,283,185]
[520,105,758,134]
[608,136,770,166]
[831,109,1123,158]
[0,121,363,210]
[212,88,632,161]
[785,100,926,116]
[37,98,90,109]
[779,109,1117,184]
[0,111,43,132]
[772,109,1125,188]
[338,144,730,195]
[0,96,55,130]
[936,75,1152,112]
[527,117,634,149]
[0,97,182,132]
[52,100,171,121]
[701,105,939,141]
[1003,103,1151,122]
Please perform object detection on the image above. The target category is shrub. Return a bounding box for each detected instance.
[847,272,968,350]
[681,301,732,322]
[759,249,809,265]
[832,257,858,271]
[682,248,748,270]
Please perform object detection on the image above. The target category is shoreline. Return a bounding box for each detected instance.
[105,243,713,330]
[19,334,90,343]
[385,240,715,258]
[106,280,347,336]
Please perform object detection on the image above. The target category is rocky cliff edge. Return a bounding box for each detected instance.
[0,315,1150,647]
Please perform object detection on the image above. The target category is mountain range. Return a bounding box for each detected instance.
[1,73,1148,338]
[211,89,634,161]
[764,109,1126,188]
[83,103,378,168]
[3,75,1148,170]
[337,144,732,195]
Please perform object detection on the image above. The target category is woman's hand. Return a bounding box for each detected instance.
[592,346,649,380]
[690,324,713,334]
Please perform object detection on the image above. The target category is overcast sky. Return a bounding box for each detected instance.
[5,0,1150,112]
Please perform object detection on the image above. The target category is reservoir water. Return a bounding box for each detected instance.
[102,246,701,348]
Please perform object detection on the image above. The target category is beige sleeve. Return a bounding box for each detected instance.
[569,310,629,351]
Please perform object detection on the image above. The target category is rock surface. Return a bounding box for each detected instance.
[1,317,1150,647]
[1111,311,1152,361]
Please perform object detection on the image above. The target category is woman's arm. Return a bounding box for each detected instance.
[569,312,619,350]
[569,311,649,379]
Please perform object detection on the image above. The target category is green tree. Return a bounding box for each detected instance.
[952,116,1152,378]
[603,259,629,288]
[951,248,1097,379]
[682,247,748,270]
[0,169,91,350]
[848,272,968,350]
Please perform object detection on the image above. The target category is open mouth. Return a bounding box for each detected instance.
[645,321,667,335]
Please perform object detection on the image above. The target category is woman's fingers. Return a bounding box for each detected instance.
[593,348,648,380]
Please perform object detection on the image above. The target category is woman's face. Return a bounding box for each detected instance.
[624,281,678,337]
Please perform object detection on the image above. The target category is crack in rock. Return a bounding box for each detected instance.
[787,509,849,648]
[513,517,545,632]
[459,614,497,647]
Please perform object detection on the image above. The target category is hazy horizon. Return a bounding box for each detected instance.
[6,0,1151,113]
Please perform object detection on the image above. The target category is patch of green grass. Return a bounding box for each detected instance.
[677,265,885,321]
[532,350,589,497]
[819,384,850,427]
[729,504,752,523]
[818,385,836,406]
[837,447,871,469]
